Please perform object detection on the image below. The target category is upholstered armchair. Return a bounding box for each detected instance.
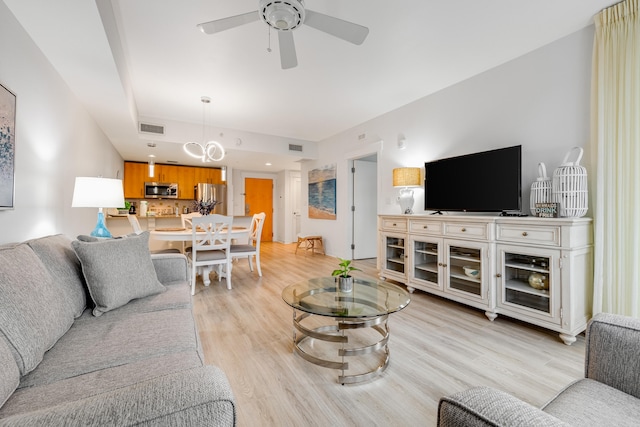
[438,313,640,426]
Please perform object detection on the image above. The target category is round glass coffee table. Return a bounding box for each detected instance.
[282,277,410,384]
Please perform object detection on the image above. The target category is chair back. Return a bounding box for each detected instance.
[190,214,233,254]
[127,214,143,234]
[249,212,266,248]
[181,212,202,229]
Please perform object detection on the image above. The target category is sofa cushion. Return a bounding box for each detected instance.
[18,306,201,389]
[0,335,20,409]
[0,244,75,375]
[71,232,166,316]
[26,234,88,318]
[542,378,640,426]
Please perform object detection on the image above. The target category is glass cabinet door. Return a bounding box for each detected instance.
[384,234,406,275]
[411,238,441,289]
[446,244,483,298]
[497,247,560,322]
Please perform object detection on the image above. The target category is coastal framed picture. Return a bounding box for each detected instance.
[308,164,336,220]
[0,83,16,209]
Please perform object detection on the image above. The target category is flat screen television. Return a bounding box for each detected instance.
[424,145,522,213]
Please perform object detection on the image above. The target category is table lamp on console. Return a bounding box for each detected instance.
[72,177,125,238]
[393,167,421,214]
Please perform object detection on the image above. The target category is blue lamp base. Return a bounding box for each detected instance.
[90,210,112,238]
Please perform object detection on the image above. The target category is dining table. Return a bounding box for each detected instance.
[150,226,250,287]
[150,226,249,243]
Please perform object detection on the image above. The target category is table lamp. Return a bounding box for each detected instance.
[72,177,125,238]
[393,167,421,214]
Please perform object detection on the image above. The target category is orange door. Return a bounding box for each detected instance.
[245,178,273,242]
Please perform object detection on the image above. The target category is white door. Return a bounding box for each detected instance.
[292,175,301,241]
[353,159,378,259]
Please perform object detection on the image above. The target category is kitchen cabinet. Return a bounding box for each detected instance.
[123,162,224,200]
[154,164,179,183]
[193,167,223,185]
[123,162,147,198]
[378,215,592,344]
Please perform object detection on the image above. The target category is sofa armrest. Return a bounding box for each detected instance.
[0,366,235,427]
[585,312,640,399]
[151,253,189,285]
[438,387,569,427]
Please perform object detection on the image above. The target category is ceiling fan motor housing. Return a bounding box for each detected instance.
[259,0,305,31]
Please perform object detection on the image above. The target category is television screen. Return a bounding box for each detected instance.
[425,145,522,213]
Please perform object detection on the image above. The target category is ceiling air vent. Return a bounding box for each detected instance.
[139,122,165,135]
[289,144,303,152]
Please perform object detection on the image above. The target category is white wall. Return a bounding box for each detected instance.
[0,2,123,244]
[301,26,595,259]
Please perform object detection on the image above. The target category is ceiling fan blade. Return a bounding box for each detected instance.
[304,10,369,45]
[197,11,259,34]
[278,31,298,69]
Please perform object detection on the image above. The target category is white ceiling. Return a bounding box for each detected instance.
[5,0,616,172]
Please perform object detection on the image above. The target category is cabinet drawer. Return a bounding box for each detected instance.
[381,218,407,232]
[409,220,442,235]
[496,225,561,246]
[444,222,488,239]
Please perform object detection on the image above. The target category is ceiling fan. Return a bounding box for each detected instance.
[197,0,369,69]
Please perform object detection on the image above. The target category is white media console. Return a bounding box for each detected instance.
[378,214,593,345]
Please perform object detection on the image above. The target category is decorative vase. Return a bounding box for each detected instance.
[528,273,548,290]
[337,276,353,292]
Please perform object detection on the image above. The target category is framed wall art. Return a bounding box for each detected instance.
[308,164,336,220]
[0,82,16,209]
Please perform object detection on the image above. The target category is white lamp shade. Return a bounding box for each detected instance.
[72,177,125,208]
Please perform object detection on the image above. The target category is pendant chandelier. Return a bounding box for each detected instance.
[183,96,225,162]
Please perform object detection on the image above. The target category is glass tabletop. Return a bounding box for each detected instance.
[281,277,411,318]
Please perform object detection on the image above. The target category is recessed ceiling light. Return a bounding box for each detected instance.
[265,162,272,166]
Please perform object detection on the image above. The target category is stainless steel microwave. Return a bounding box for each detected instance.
[144,182,178,199]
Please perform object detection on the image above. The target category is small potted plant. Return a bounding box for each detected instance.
[332,258,361,292]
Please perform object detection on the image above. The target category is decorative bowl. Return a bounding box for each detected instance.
[463,266,480,278]
[528,273,549,290]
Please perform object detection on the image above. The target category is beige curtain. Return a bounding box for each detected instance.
[592,0,640,316]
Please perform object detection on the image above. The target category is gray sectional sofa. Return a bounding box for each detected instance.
[438,313,640,426]
[0,232,236,426]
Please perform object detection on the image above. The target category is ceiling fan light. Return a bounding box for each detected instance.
[260,0,305,30]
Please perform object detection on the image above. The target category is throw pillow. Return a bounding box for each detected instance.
[71,231,166,316]
[0,244,75,375]
[26,234,88,318]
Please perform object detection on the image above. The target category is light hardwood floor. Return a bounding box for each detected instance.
[193,242,585,427]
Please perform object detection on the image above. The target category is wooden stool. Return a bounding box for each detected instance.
[295,235,324,255]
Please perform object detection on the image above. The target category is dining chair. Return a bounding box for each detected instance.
[127,214,143,234]
[185,214,233,295]
[230,212,266,277]
[181,212,202,229]
[180,212,201,252]
[128,214,181,254]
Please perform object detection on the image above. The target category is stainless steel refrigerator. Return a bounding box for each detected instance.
[194,183,227,214]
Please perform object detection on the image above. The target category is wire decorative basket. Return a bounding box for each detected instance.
[530,162,552,215]
[552,147,588,217]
